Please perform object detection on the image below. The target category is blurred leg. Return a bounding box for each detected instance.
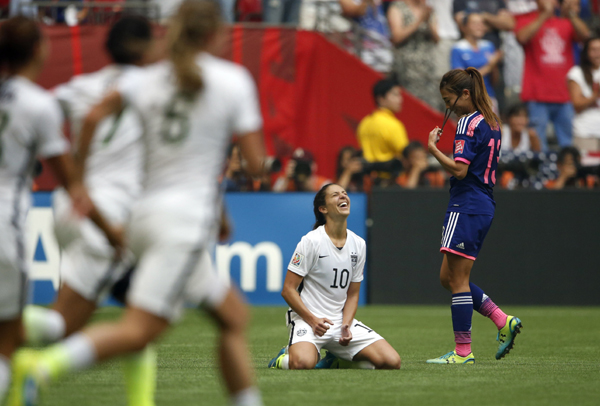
[528,101,550,151]
[552,102,575,148]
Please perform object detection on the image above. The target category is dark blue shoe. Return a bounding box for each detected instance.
[268,347,286,368]
[315,351,339,369]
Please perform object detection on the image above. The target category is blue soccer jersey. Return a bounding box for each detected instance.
[448,111,501,216]
[451,39,497,99]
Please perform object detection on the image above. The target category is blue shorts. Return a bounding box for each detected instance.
[440,211,493,260]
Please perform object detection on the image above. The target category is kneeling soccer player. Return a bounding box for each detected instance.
[268,184,401,370]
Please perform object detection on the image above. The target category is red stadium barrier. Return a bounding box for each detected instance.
[35,25,455,189]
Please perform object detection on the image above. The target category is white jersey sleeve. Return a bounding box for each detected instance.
[35,96,69,158]
[352,236,366,283]
[288,235,318,277]
[231,68,262,134]
[117,68,146,107]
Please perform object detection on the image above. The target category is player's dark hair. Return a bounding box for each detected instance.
[373,77,399,107]
[557,146,581,164]
[0,16,42,76]
[402,141,425,159]
[105,16,152,65]
[313,183,335,230]
[168,0,221,97]
[440,68,501,130]
[579,36,600,90]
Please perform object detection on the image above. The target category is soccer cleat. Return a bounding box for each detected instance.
[426,350,475,364]
[267,347,286,369]
[315,351,340,369]
[6,350,40,406]
[496,315,522,360]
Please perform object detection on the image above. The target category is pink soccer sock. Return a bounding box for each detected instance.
[455,343,471,357]
[489,308,508,330]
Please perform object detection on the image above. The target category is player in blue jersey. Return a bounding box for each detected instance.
[425,67,522,364]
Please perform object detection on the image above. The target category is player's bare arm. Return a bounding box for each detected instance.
[281,270,333,337]
[340,281,361,346]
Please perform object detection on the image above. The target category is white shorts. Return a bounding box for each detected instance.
[126,202,228,322]
[54,189,131,302]
[0,218,28,320]
[287,315,384,361]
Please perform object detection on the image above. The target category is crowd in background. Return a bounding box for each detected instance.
[2,0,599,191]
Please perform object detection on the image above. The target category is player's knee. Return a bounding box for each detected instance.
[216,300,250,334]
[370,352,401,370]
[289,357,315,370]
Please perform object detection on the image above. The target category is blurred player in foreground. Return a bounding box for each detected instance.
[12,1,266,405]
[268,183,400,370]
[426,68,522,364]
[0,16,120,404]
[18,16,158,406]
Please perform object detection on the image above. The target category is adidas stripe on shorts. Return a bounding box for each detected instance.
[440,211,493,260]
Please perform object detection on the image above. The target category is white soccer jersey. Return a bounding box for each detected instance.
[0,76,69,227]
[54,65,143,222]
[287,226,366,325]
[117,53,262,216]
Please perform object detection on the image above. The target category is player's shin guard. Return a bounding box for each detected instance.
[452,292,473,357]
[123,345,157,406]
[23,306,66,345]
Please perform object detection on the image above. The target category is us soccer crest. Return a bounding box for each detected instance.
[292,252,304,267]
[351,253,358,268]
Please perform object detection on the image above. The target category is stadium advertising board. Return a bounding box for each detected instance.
[28,192,368,306]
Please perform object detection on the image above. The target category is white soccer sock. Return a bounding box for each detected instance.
[60,333,97,372]
[231,386,263,406]
[280,354,290,370]
[23,306,66,344]
[0,355,11,403]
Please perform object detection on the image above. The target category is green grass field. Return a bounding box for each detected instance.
[38,306,600,406]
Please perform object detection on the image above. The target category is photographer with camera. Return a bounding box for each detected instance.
[396,141,446,188]
[273,148,332,192]
[357,77,409,187]
[544,146,599,189]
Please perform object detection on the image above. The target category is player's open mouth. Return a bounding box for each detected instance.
[339,202,348,208]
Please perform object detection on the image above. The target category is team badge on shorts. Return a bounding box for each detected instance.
[351,253,358,268]
[297,328,307,336]
[455,140,465,154]
[292,252,304,267]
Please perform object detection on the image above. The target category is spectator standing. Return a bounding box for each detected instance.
[501,104,542,153]
[567,36,600,152]
[451,13,504,112]
[387,0,443,111]
[431,0,461,79]
[454,0,515,112]
[515,0,590,150]
[263,0,301,24]
[357,78,409,186]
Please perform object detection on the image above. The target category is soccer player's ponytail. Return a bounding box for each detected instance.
[312,184,334,230]
[440,68,501,130]
[168,0,221,97]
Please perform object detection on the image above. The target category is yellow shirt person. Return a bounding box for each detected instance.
[357,107,409,162]
[357,78,408,162]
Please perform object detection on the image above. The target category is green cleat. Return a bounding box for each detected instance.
[426,350,475,364]
[496,315,522,360]
[267,347,286,369]
[6,350,40,406]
